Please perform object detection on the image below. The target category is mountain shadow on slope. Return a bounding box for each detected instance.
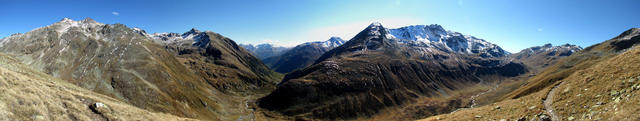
[258,23,527,119]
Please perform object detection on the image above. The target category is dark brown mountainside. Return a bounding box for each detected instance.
[0,18,281,120]
[258,23,527,120]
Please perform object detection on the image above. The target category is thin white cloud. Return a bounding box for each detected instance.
[258,39,299,47]
[457,0,464,6]
[112,12,119,16]
[261,39,276,44]
[537,28,544,32]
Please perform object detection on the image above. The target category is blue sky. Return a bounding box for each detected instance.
[1,0,639,52]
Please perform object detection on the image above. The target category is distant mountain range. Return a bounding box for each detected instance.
[262,37,345,73]
[240,43,291,59]
[257,24,509,74]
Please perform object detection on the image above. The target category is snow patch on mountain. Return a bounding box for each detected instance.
[301,37,345,48]
[521,43,582,56]
[387,24,509,57]
[239,43,291,59]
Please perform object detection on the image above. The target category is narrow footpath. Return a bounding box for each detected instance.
[543,82,563,121]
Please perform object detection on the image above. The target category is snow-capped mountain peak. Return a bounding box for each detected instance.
[299,36,346,48]
[369,22,383,27]
[182,28,201,37]
[387,24,509,57]
[522,43,582,55]
[59,18,73,23]
[321,37,345,48]
[390,24,447,42]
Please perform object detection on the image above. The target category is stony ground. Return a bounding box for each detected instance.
[0,53,196,121]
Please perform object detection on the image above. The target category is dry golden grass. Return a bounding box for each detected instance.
[0,53,197,121]
[418,87,549,121]
[550,45,640,120]
[419,44,640,121]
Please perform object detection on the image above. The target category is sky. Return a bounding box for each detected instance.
[1,0,639,52]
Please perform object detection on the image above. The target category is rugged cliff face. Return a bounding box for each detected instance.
[258,23,527,119]
[0,18,281,120]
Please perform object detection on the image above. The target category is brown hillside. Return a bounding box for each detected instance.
[420,28,640,121]
[0,53,196,121]
[503,28,640,100]
[0,18,281,120]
